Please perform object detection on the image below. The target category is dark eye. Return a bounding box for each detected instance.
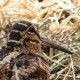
[28,27,35,33]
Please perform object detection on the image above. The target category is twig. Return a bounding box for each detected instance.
[14,64,20,80]
[63,64,71,80]
[70,55,76,80]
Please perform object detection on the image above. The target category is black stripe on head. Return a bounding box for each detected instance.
[7,42,21,47]
[9,31,22,41]
[12,23,27,32]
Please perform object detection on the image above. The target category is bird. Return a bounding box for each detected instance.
[0,20,50,80]
[0,20,72,80]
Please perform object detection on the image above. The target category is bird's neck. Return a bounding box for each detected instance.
[25,42,49,61]
[26,41,42,54]
[7,43,48,63]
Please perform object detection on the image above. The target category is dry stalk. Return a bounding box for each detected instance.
[0,0,80,80]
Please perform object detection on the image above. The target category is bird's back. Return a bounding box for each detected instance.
[0,51,50,80]
[15,52,50,80]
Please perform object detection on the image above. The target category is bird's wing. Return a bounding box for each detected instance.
[0,52,50,80]
[14,52,50,80]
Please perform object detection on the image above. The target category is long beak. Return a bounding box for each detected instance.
[41,38,72,54]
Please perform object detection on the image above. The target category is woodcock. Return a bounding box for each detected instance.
[0,20,72,80]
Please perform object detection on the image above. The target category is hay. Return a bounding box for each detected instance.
[0,0,80,80]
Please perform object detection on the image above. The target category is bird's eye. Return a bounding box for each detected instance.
[28,27,35,33]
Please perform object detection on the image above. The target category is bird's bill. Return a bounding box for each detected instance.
[41,38,72,54]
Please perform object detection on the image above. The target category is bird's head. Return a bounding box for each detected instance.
[7,20,41,52]
[7,20,72,54]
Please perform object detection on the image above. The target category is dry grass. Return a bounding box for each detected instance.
[0,0,80,80]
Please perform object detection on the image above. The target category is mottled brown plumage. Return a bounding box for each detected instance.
[0,20,50,80]
[0,20,72,80]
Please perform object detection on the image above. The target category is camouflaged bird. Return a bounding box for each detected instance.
[0,20,72,80]
[0,20,50,80]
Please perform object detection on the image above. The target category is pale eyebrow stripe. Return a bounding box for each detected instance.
[17,23,28,27]
[8,40,21,44]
